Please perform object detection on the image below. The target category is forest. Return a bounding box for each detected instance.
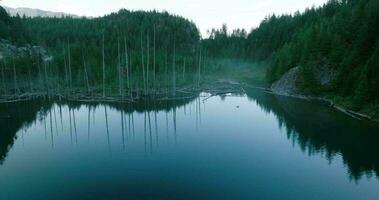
[0,6,203,100]
[1,0,379,115]
[203,0,379,116]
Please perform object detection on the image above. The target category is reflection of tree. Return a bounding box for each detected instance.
[245,87,379,180]
[0,100,51,164]
[0,96,197,164]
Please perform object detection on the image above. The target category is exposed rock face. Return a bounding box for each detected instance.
[312,64,337,87]
[271,64,337,96]
[0,39,52,62]
[271,67,300,96]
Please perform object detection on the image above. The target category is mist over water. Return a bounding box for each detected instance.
[0,88,379,200]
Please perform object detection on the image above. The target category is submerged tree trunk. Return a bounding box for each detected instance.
[146,34,150,95]
[153,25,156,92]
[165,49,168,93]
[102,34,106,98]
[182,58,186,80]
[141,33,146,95]
[37,54,43,93]
[1,60,6,94]
[198,46,202,88]
[12,57,19,95]
[118,38,123,97]
[124,37,130,98]
[67,40,72,92]
[44,62,49,96]
[82,50,90,93]
[63,48,69,96]
[172,42,176,97]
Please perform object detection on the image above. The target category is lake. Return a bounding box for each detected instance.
[0,87,379,200]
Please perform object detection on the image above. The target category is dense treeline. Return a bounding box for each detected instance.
[22,9,201,89]
[1,7,203,98]
[267,0,379,111]
[204,0,379,113]
[202,24,247,58]
[0,6,29,44]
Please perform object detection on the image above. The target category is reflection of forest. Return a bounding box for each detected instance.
[0,96,197,165]
[2,89,379,181]
[0,100,48,164]
[244,87,379,180]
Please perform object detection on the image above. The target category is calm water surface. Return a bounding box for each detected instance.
[0,88,379,200]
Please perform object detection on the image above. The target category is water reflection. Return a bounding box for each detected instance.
[244,87,379,180]
[0,88,379,184]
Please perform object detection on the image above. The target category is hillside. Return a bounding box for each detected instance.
[0,6,29,44]
[0,5,202,99]
[203,0,379,117]
[3,6,78,18]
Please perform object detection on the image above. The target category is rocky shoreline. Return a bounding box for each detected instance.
[266,64,377,122]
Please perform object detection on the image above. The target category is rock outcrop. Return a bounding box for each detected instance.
[0,39,52,62]
[271,64,337,96]
[271,67,301,96]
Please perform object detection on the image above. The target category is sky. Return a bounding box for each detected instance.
[1,0,328,37]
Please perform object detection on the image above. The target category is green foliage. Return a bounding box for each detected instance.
[0,6,29,44]
[267,0,379,109]
[203,0,379,113]
[202,24,247,58]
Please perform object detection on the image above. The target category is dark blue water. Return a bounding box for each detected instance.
[0,88,379,200]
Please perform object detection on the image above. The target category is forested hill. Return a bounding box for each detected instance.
[204,0,379,115]
[0,6,29,44]
[20,9,200,70]
[0,6,202,98]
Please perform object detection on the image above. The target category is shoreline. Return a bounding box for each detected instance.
[1,81,377,122]
[257,87,378,122]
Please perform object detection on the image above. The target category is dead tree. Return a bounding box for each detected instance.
[63,48,69,96]
[153,25,156,91]
[198,46,202,88]
[172,41,176,97]
[12,57,20,95]
[82,50,90,93]
[102,33,106,98]
[146,34,150,95]
[182,58,186,80]
[1,60,6,94]
[165,49,168,93]
[67,40,72,91]
[118,38,123,96]
[141,32,146,95]
[37,53,43,92]
[124,37,130,98]
[44,61,49,96]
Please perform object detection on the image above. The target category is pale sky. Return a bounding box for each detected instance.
[1,0,328,37]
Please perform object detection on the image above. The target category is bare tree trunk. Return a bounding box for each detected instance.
[102,34,106,98]
[124,37,130,98]
[44,61,49,96]
[67,40,72,91]
[146,34,150,95]
[153,25,156,92]
[1,60,6,94]
[172,41,176,97]
[12,57,19,95]
[37,54,43,92]
[27,65,33,92]
[63,48,69,96]
[198,46,202,88]
[165,49,168,93]
[182,58,186,80]
[82,50,90,93]
[141,33,146,95]
[118,38,123,96]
